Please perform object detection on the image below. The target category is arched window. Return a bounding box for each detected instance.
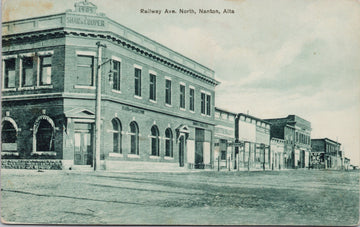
[36,119,55,152]
[1,119,18,152]
[129,121,139,155]
[112,118,122,154]
[165,128,173,157]
[150,125,160,156]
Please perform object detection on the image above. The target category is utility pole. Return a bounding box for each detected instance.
[94,41,107,171]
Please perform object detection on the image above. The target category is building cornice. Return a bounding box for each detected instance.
[2,10,220,86]
[3,28,219,86]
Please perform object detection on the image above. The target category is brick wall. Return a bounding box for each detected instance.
[1,159,62,170]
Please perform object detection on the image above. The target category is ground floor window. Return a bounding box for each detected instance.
[129,121,139,155]
[165,128,173,157]
[33,116,55,152]
[150,125,160,156]
[112,118,122,153]
[1,119,17,152]
[36,120,55,151]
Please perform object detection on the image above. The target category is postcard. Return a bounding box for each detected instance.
[1,0,359,225]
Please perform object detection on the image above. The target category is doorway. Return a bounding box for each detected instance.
[300,150,305,168]
[74,123,93,165]
[179,136,185,167]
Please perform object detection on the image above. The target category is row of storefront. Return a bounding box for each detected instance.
[214,109,315,171]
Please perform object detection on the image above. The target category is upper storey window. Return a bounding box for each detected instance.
[112,60,121,91]
[165,79,172,105]
[206,94,211,116]
[180,84,185,109]
[201,92,211,116]
[77,55,94,86]
[189,88,195,111]
[21,56,34,87]
[3,58,16,89]
[134,67,142,97]
[201,93,206,114]
[39,55,52,85]
[149,73,156,101]
[2,51,54,90]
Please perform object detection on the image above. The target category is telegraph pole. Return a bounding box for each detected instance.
[94,41,107,171]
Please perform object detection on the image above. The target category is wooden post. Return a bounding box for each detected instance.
[228,157,231,171]
[237,153,240,171]
[94,42,106,171]
[217,156,220,171]
[263,146,265,171]
[248,142,250,171]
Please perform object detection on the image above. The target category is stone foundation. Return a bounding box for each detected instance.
[1,159,63,170]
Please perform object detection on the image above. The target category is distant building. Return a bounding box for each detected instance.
[344,157,351,170]
[270,138,285,170]
[1,0,219,170]
[235,113,271,170]
[311,138,341,169]
[264,115,311,169]
[214,107,236,170]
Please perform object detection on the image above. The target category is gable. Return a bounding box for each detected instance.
[64,108,95,119]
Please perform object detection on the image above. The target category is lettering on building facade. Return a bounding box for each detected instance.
[121,106,145,114]
[66,16,105,27]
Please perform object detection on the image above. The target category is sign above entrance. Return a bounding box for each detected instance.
[193,121,208,128]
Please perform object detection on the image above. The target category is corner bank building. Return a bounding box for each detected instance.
[1,1,219,170]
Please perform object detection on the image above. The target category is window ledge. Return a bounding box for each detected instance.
[109,152,123,158]
[112,89,122,94]
[127,154,140,158]
[2,88,17,92]
[164,156,174,160]
[18,86,35,91]
[31,151,56,156]
[149,155,160,159]
[74,85,96,90]
[149,99,157,103]
[189,110,195,113]
[35,85,53,89]
[165,103,172,107]
[180,107,186,111]
[134,95,143,99]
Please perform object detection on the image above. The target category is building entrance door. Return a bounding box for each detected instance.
[74,123,93,165]
[179,136,185,167]
[300,150,305,168]
[195,128,205,169]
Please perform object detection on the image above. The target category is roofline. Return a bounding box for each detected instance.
[2,11,216,76]
[237,113,272,125]
[311,138,341,145]
[2,12,66,25]
[214,107,237,116]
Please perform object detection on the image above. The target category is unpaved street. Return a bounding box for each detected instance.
[1,169,359,225]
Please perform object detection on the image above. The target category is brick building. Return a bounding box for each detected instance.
[1,0,219,170]
[214,107,236,170]
[235,113,271,171]
[311,138,342,169]
[265,115,311,169]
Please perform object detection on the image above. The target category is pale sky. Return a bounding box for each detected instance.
[2,0,360,165]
